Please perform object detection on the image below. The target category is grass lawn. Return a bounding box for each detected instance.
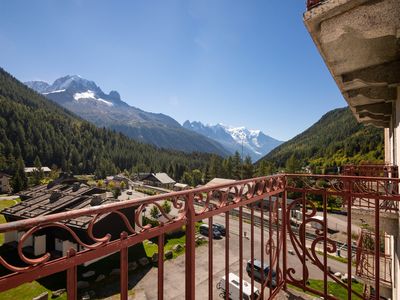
[289,279,364,300]
[0,198,20,245]
[144,221,205,259]
[0,280,67,300]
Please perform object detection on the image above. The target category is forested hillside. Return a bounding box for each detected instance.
[0,68,213,181]
[259,107,384,171]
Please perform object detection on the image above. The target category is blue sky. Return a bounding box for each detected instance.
[0,0,346,141]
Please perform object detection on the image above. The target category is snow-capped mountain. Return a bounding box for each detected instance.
[25,76,229,156]
[183,121,283,161]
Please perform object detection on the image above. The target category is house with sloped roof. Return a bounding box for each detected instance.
[24,166,51,175]
[142,173,176,189]
[1,174,141,261]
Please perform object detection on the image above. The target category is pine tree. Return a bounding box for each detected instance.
[242,156,254,179]
[33,155,44,185]
[286,154,300,173]
[232,151,242,179]
[12,158,27,192]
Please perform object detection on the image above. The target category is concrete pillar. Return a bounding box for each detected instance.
[385,128,392,164]
[33,235,46,256]
[396,87,400,300]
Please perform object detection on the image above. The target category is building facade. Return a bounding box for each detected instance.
[304,0,400,298]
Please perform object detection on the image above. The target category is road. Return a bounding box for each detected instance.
[132,213,354,300]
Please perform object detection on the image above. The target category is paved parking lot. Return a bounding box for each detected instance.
[132,213,353,299]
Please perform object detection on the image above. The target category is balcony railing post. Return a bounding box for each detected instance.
[185,192,196,300]
[375,197,380,299]
[158,233,165,300]
[345,178,352,300]
[67,248,77,300]
[120,231,128,300]
[282,187,287,290]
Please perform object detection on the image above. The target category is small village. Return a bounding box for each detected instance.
[0,165,377,300]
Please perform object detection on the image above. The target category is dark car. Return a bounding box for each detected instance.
[212,223,226,236]
[199,224,222,239]
[246,260,277,287]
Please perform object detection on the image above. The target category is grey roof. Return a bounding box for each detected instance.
[24,167,51,173]
[154,173,176,184]
[143,173,175,184]
[205,178,237,187]
[174,183,189,188]
[2,177,113,229]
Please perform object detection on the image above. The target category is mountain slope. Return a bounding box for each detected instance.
[0,68,214,179]
[259,107,384,169]
[183,121,283,161]
[25,76,229,156]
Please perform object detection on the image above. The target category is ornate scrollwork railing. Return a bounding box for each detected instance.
[0,173,399,300]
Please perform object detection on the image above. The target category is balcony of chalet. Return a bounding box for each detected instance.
[0,166,398,300]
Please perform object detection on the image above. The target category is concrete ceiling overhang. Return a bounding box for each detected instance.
[304,0,400,128]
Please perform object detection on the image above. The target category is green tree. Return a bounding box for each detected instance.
[232,151,242,179]
[222,157,233,179]
[12,157,27,192]
[255,160,276,176]
[161,200,171,214]
[242,156,254,179]
[120,181,126,190]
[32,155,44,185]
[112,187,121,199]
[182,171,193,185]
[150,205,160,219]
[285,154,300,173]
[191,169,203,187]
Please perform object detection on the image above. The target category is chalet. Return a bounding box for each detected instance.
[173,183,190,191]
[1,174,138,260]
[24,166,51,176]
[205,178,237,193]
[142,173,176,189]
[0,172,12,194]
[131,172,151,181]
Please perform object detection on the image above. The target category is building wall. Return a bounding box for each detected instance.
[0,176,11,193]
[396,87,400,300]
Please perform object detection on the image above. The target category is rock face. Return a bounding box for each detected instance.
[25,76,229,156]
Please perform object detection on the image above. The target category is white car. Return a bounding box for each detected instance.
[216,273,260,300]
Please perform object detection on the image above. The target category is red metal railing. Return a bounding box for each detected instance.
[356,230,392,286]
[342,164,398,178]
[0,174,399,299]
[341,164,399,213]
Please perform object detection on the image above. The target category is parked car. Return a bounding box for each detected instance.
[216,272,260,300]
[246,260,276,287]
[199,224,222,239]
[213,223,226,235]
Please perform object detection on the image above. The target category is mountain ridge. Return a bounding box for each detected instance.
[0,67,215,182]
[258,107,384,171]
[183,120,283,161]
[25,76,230,156]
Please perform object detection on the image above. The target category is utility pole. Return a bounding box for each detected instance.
[241,138,244,180]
